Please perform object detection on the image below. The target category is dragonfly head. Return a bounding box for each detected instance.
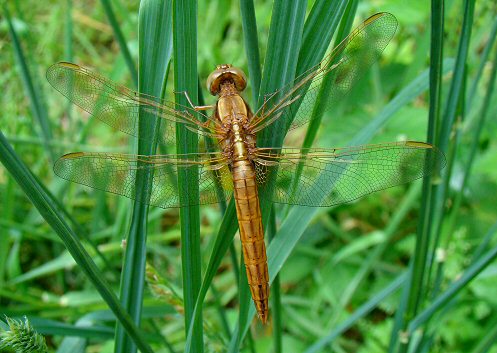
[207,64,247,95]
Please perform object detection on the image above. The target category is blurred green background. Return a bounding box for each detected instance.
[1,0,497,352]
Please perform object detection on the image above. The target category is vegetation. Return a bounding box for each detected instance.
[1,0,497,352]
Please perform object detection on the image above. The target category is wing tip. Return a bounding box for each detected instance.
[61,152,86,159]
[46,61,81,83]
[404,141,446,170]
[53,152,85,176]
[405,141,432,149]
[365,12,398,32]
[57,61,81,69]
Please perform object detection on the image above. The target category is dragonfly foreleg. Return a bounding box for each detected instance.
[174,90,216,111]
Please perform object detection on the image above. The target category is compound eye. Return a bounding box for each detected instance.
[206,65,247,95]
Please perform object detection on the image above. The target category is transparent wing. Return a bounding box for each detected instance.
[250,13,398,139]
[54,152,232,208]
[46,62,216,146]
[253,141,445,207]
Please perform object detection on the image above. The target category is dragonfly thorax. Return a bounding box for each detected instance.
[207,64,247,95]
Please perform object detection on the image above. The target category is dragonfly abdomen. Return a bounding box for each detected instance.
[232,158,269,324]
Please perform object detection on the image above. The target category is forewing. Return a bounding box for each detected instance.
[251,13,398,139]
[46,62,211,146]
[54,152,232,208]
[254,141,445,207]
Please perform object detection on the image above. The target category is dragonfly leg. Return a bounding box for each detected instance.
[174,90,216,111]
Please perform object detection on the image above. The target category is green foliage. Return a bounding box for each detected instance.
[0,316,48,353]
[1,0,497,352]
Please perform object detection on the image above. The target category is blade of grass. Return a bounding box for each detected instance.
[288,0,354,199]
[438,0,475,154]
[0,176,15,286]
[333,182,423,319]
[64,0,73,63]
[240,0,261,105]
[398,2,475,352]
[184,200,237,353]
[414,221,497,353]
[256,0,306,150]
[467,15,497,107]
[410,36,497,353]
[267,206,281,353]
[297,0,350,75]
[100,0,138,87]
[428,0,475,269]
[443,21,497,248]
[407,0,446,316]
[304,272,408,353]
[172,0,203,351]
[64,0,73,123]
[3,3,55,162]
[469,310,497,353]
[408,222,497,332]
[114,1,173,352]
[391,2,445,350]
[0,131,154,353]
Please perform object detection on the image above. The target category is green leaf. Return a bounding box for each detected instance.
[172,0,203,351]
[304,273,407,353]
[408,222,497,332]
[0,132,154,353]
[100,0,138,87]
[114,1,173,353]
[2,3,55,162]
[240,0,262,105]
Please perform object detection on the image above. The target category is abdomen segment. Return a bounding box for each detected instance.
[232,159,269,324]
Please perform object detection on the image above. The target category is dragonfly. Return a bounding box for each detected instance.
[47,13,445,324]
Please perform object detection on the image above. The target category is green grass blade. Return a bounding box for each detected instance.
[431,0,476,243]
[350,59,453,146]
[438,0,475,154]
[0,132,154,353]
[467,16,497,107]
[408,222,497,332]
[268,207,282,353]
[100,0,138,87]
[256,0,307,148]
[114,1,172,352]
[338,182,422,311]
[183,199,237,353]
[234,252,251,352]
[437,40,497,263]
[2,3,55,162]
[406,0,446,318]
[63,0,73,123]
[297,0,349,75]
[172,0,203,351]
[289,0,354,195]
[464,27,497,178]
[304,273,407,353]
[240,0,261,105]
[64,0,73,62]
[392,3,445,351]
[0,177,15,286]
[469,314,497,353]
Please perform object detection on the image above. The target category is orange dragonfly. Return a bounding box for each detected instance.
[47,13,445,324]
